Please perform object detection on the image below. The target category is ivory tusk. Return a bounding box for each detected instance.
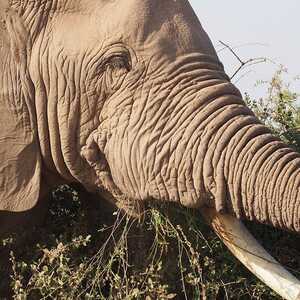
[200,207,300,300]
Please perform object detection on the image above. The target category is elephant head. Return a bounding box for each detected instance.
[0,0,299,298]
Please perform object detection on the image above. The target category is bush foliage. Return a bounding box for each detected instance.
[1,69,300,300]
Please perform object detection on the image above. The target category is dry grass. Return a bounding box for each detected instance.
[1,185,299,299]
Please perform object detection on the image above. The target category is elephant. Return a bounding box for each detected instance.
[0,0,299,298]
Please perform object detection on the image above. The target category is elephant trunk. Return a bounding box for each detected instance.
[223,127,300,232]
[193,85,300,232]
[154,79,300,233]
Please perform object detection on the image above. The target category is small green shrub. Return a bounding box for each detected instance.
[245,66,300,151]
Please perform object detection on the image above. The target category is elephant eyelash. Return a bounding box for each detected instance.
[105,55,131,72]
[92,54,131,79]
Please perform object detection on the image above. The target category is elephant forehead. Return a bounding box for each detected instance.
[48,0,218,60]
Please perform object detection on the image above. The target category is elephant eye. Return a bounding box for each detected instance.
[108,56,131,71]
[104,55,131,93]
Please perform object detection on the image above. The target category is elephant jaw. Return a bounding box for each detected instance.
[201,207,300,300]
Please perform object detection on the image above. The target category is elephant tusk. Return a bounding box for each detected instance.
[200,207,300,300]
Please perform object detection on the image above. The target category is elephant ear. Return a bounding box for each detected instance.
[0,10,42,214]
[0,122,41,213]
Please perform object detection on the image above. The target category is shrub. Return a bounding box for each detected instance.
[245,66,300,151]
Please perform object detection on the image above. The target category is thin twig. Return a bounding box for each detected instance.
[219,40,244,64]
[219,40,267,80]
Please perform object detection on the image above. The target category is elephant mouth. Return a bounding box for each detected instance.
[81,130,144,218]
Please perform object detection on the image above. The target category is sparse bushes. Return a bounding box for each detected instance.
[3,191,291,300]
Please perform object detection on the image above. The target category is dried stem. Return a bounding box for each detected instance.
[219,40,267,80]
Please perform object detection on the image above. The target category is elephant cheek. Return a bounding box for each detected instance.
[105,139,141,200]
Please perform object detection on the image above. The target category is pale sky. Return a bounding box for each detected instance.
[189,1,300,99]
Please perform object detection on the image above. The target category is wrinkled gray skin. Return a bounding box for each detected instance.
[0,0,299,235]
